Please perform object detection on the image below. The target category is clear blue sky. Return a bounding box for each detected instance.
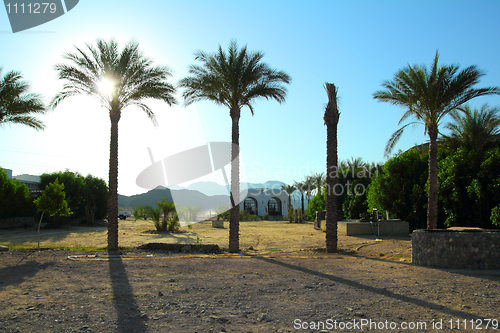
[1,0,500,196]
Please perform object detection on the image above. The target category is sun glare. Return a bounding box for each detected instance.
[97,77,115,95]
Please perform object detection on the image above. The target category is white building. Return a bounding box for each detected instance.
[2,168,13,179]
[239,188,290,217]
[12,173,41,197]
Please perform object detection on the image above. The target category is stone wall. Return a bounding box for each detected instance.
[412,230,500,269]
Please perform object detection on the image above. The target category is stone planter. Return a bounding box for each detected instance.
[412,229,500,269]
[212,220,224,228]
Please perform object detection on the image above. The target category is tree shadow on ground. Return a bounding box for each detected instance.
[0,258,56,290]
[246,254,486,320]
[342,252,500,283]
[108,254,148,333]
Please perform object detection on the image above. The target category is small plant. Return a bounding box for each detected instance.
[196,236,202,245]
[145,205,163,231]
[216,205,230,220]
[262,206,269,220]
[239,209,249,221]
[491,205,500,226]
[288,206,294,223]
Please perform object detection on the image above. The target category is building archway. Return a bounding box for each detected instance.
[244,197,258,215]
[268,197,282,215]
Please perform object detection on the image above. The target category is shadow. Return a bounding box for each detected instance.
[0,227,107,245]
[245,254,487,320]
[0,259,56,290]
[108,254,148,333]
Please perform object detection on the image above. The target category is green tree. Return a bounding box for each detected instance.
[338,157,372,219]
[324,83,340,252]
[373,51,500,229]
[40,171,85,225]
[83,174,108,224]
[133,205,147,220]
[0,168,35,220]
[491,205,500,226]
[34,179,71,250]
[0,67,45,130]
[51,39,177,251]
[366,149,428,230]
[181,205,202,222]
[438,147,500,228]
[179,40,291,252]
[442,104,500,154]
[306,191,326,222]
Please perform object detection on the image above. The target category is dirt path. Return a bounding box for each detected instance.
[1,249,499,332]
[1,220,499,332]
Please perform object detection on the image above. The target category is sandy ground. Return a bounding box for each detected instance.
[1,220,499,332]
[0,219,412,260]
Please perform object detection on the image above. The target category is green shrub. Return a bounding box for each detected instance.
[491,205,500,226]
[239,209,249,221]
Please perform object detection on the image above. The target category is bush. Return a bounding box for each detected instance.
[239,209,249,221]
[216,205,230,220]
[0,168,35,220]
[306,192,325,221]
[366,149,428,230]
[491,205,500,226]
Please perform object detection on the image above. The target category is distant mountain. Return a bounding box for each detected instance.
[118,186,230,212]
[244,180,284,190]
[163,180,285,197]
[186,181,229,196]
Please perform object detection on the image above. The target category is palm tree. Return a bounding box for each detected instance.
[373,51,499,229]
[293,180,306,221]
[324,83,340,253]
[442,104,500,154]
[157,197,176,229]
[179,40,291,253]
[280,183,297,217]
[0,68,45,130]
[311,172,325,196]
[51,39,177,251]
[302,175,315,203]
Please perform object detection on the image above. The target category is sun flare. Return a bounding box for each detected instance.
[97,77,115,95]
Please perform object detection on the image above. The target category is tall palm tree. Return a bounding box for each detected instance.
[293,180,306,220]
[302,175,315,203]
[280,183,297,216]
[179,40,291,253]
[0,68,45,130]
[324,83,340,253]
[51,39,177,251]
[443,104,500,154]
[311,171,325,196]
[373,51,499,229]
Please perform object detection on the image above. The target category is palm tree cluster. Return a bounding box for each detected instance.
[5,41,500,253]
[48,39,290,252]
[373,51,500,229]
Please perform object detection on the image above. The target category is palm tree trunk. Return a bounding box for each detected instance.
[107,114,120,251]
[301,192,304,222]
[229,110,240,253]
[427,127,438,229]
[325,83,339,253]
